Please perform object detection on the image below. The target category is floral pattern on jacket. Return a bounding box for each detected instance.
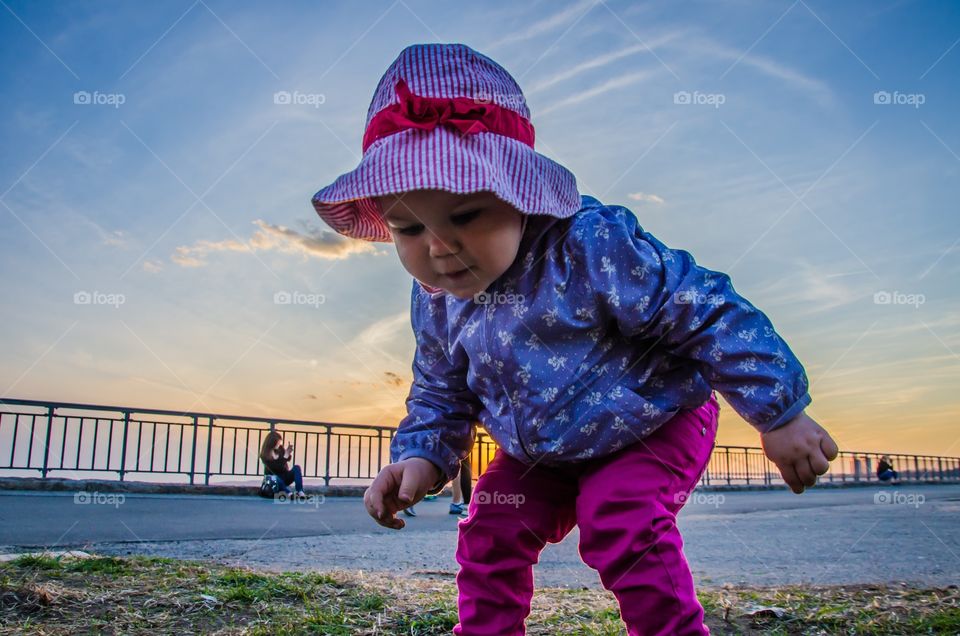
[391,195,811,483]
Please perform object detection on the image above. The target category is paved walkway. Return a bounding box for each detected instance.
[1,485,957,588]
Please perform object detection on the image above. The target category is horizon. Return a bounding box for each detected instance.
[1,0,958,458]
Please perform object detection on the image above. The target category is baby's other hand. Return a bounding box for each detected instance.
[363,458,442,530]
[761,411,839,494]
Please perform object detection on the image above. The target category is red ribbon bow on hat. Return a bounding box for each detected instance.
[362,78,535,153]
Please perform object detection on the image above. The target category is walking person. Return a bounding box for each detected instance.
[449,458,472,518]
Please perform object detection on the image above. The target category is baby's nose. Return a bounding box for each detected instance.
[427,231,460,257]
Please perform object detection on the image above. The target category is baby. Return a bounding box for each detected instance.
[312,43,838,636]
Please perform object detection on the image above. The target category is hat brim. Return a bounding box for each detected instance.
[311,127,580,242]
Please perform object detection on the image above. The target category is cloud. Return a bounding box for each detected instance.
[538,69,660,116]
[627,191,665,204]
[383,371,405,387]
[486,0,601,50]
[526,31,688,95]
[355,311,410,354]
[69,212,131,248]
[101,230,128,247]
[752,261,875,315]
[172,219,379,267]
[142,259,163,273]
[686,35,835,107]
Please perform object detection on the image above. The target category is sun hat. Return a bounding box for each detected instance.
[311,43,581,242]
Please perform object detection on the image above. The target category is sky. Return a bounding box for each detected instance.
[0,0,958,458]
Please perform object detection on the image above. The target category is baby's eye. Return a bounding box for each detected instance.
[451,209,482,225]
[395,224,424,236]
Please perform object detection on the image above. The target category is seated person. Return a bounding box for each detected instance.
[260,431,306,497]
[876,455,900,484]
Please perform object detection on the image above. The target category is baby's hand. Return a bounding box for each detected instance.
[761,411,839,494]
[363,458,442,530]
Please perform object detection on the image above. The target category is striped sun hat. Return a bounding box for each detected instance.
[311,43,581,242]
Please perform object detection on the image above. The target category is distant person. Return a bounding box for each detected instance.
[876,455,901,484]
[449,459,472,518]
[260,431,306,498]
[404,458,472,518]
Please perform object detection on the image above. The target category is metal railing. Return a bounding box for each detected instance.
[2,397,958,487]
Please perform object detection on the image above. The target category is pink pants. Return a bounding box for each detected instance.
[454,392,719,636]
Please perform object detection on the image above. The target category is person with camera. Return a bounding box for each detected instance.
[876,455,901,484]
[260,431,306,498]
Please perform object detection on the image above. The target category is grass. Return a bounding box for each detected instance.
[0,553,957,634]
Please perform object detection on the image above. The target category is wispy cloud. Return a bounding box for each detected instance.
[485,0,600,50]
[627,191,665,204]
[538,69,660,116]
[752,260,875,315]
[526,31,687,95]
[172,219,379,267]
[352,310,412,370]
[688,35,835,107]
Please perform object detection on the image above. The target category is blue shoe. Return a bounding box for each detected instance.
[449,503,464,515]
[402,506,416,517]
[423,494,438,501]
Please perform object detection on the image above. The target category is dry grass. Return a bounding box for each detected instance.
[1,553,957,634]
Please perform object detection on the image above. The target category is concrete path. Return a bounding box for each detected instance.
[1,485,957,588]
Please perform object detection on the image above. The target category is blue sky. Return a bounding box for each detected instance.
[1,0,958,455]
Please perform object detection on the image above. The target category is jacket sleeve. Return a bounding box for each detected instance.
[262,454,287,476]
[568,207,811,433]
[390,281,480,492]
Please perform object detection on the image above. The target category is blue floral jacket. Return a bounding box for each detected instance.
[391,195,811,483]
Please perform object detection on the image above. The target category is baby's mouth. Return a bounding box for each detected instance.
[439,266,472,282]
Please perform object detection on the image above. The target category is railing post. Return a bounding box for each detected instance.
[204,417,214,486]
[377,429,384,474]
[324,425,332,487]
[40,406,54,478]
[913,455,920,481]
[118,411,130,481]
[189,416,199,484]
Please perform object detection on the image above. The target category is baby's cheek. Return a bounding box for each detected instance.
[395,245,426,277]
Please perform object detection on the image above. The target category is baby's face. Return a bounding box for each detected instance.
[375,190,524,299]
